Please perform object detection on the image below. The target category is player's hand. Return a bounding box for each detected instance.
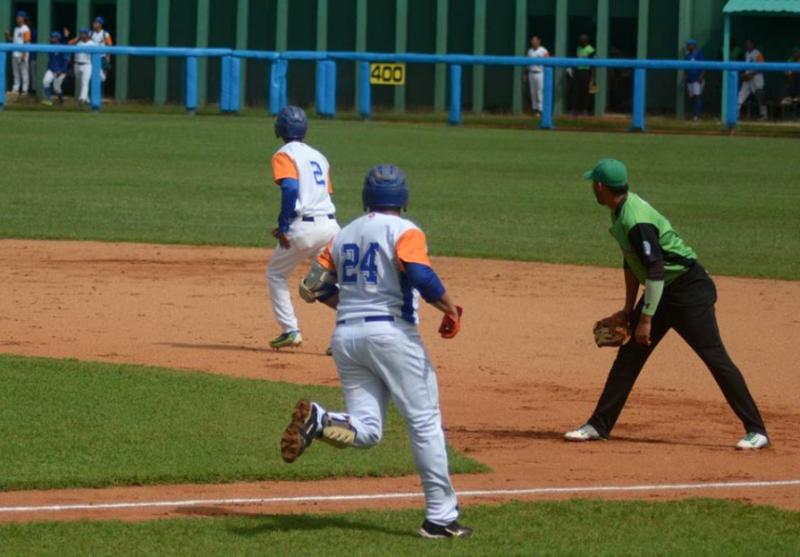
[439,306,463,339]
[272,228,290,249]
[63,27,71,38]
[635,315,652,346]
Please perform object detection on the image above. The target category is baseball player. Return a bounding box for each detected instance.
[41,32,69,106]
[267,105,339,350]
[5,11,32,96]
[738,39,767,120]
[70,28,95,105]
[526,35,549,115]
[684,39,705,121]
[280,165,471,539]
[90,16,113,83]
[565,159,769,450]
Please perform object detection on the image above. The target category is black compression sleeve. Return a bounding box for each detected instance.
[628,224,665,280]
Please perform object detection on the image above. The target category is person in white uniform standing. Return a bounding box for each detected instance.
[90,16,113,83]
[267,105,340,350]
[71,28,95,104]
[5,11,32,95]
[738,38,767,120]
[280,165,471,539]
[526,35,549,115]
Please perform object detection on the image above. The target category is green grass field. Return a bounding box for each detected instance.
[2,110,798,279]
[0,355,484,491]
[4,499,799,556]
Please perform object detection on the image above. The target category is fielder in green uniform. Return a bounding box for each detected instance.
[565,159,769,450]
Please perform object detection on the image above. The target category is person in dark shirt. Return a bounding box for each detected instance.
[41,31,69,105]
[685,39,705,121]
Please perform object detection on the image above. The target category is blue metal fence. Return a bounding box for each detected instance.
[3,43,800,131]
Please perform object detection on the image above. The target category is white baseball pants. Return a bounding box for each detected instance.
[528,71,544,112]
[75,63,92,102]
[322,319,459,525]
[266,217,339,333]
[43,70,66,96]
[11,55,29,93]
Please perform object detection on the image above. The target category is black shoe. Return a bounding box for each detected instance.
[280,399,319,463]
[419,519,473,539]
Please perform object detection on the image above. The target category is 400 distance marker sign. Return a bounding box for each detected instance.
[369,63,406,85]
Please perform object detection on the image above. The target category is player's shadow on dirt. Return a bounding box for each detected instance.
[158,342,329,358]
[178,507,414,538]
[450,427,725,448]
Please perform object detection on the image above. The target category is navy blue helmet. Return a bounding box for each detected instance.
[274,105,308,141]
[363,164,409,211]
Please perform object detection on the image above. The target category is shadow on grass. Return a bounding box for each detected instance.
[179,507,415,539]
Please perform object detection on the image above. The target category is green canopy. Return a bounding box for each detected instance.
[723,0,800,14]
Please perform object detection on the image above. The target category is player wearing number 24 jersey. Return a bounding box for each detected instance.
[279,165,471,539]
[266,106,340,350]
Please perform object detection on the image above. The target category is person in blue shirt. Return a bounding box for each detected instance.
[685,39,705,121]
[41,31,69,106]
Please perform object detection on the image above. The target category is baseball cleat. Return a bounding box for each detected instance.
[564,423,604,442]
[736,432,770,450]
[280,399,320,463]
[270,330,302,350]
[419,519,473,539]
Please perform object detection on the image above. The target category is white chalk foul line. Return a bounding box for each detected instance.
[1,479,799,514]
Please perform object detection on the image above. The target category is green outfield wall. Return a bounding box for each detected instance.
[3,0,798,115]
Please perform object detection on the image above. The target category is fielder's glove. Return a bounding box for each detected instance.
[593,311,630,347]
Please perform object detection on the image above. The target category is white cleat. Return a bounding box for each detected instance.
[564,423,604,442]
[736,432,770,450]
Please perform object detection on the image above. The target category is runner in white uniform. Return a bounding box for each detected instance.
[738,39,768,120]
[6,11,32,95]
[526,35,549,114]
[280,165,471,539]
[267,106,340,350]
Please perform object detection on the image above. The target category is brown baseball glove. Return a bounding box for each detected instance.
[593,311,631,347]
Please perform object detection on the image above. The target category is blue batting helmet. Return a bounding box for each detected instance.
[79,27,90,35]
[274,105,308,141]
[363,164,409,211]
[16,10,28,18]
[94,16,105,25]
[51,31,62,40]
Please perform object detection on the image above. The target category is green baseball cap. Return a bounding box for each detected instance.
[582,158,628,188]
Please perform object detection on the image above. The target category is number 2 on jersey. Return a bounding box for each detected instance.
[342,243,380,284]
[310,161,326,186]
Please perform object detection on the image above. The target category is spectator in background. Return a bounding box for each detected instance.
[570,34,595,116]
[4,10,32,96]
[738,39,767,121]
[41,31,69,106]
[781,47,800,106]
[685,39,705,121]
[525,35,549,116]
[90,16,113,83]
[71,28,96,105]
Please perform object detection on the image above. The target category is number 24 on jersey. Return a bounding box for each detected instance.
[342,243,380,285]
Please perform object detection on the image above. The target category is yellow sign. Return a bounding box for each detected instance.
[370,63,406,86]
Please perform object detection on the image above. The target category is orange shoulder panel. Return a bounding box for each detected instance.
[317,241,336,270]
[395,228,432,268]
[327,168,334,194]
[271,152,298,185]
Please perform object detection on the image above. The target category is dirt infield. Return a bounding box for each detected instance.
[1,239,799,522]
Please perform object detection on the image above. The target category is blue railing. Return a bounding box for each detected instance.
[3,44,800,130]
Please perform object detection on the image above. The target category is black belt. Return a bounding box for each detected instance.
[336,315,395,326]
[301,214,335,222]
[75,62,89,65]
